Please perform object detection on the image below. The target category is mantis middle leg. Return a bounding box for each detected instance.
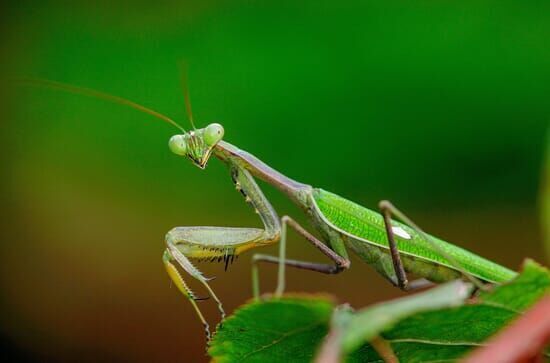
[252,215,350,300]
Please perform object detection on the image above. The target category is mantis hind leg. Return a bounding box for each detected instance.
[378,201,410,290]
[252,215,350,300]
[378,200,484,291]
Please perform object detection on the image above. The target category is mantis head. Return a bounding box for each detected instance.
[168,123,225,168]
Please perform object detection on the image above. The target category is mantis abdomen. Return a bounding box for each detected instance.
[311,189,517,284]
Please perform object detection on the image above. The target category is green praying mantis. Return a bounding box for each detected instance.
[21,78,518,341]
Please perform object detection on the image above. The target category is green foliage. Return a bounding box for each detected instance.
[209,260,549,363]
[478,259,550,311]
[208,295,334,363]
[344,261,549,362]
[338,280,473,354]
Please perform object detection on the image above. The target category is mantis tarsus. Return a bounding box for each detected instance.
[20,78,518,341]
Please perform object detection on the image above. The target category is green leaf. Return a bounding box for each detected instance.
[478,259,550,312]
[340,280,473,353]
[208,295,335,363]
[209,260,549,363]
[343,259,550,362]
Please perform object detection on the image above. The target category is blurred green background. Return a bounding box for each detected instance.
[1,1,549,362]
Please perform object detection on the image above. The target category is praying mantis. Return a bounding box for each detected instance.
[20,78,518,341]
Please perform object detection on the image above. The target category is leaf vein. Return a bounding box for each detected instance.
[240,320,326,361]
[388,338,485,347]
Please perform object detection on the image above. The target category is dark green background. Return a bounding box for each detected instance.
[2,1,548,361]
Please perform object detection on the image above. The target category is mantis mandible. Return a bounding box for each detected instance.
[20,78,518,341]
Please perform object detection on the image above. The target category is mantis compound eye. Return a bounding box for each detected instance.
[168,134,188,156]
[204,123,224,146]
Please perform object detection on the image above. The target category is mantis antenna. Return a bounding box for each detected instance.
[16,78,187,133]
[179,62,197,130]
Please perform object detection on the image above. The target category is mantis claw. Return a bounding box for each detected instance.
[194,295,211,301]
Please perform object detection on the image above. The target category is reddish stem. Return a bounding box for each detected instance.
[464,294,550,363]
